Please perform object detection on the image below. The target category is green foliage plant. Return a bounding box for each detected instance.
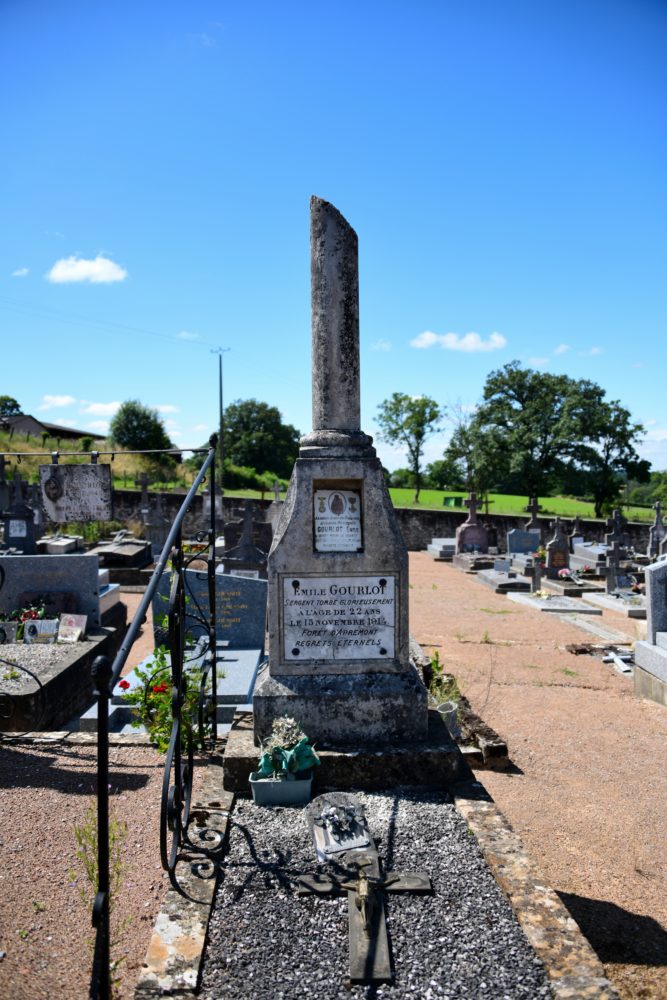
[109,399,173,452]
[120,646,206,752]
[70,801,129,988]
[427,651,461,706]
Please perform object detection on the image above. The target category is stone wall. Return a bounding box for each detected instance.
[62,490,652,553]
[392,507,651,552]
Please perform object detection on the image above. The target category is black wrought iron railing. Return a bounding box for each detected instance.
[89,437,221,1000]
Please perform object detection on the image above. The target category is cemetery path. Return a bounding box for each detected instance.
[120,589,156,672]
[409,552,667,1000]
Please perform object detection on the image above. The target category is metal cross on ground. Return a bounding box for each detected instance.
[297,794,432,983]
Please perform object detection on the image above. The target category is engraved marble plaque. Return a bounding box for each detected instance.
[314,489,362,552]
[283,575,395,661]
[39,465,113,522]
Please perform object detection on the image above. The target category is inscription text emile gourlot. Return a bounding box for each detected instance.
[283,575,396,661]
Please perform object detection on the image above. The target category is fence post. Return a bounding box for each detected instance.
[90,654,112,1000]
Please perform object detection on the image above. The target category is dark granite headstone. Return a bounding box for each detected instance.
[0,554,101,626]
[546,518,570,578]
[507,528,540,555]
[153,567,267,650]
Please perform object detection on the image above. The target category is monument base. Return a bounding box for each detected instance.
[252,660,428,748]
[224,708,465,791]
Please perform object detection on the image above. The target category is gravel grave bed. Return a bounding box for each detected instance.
[201,789,550,1000]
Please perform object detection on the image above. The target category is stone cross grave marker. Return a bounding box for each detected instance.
[222,502,268,579]
[0,454,10,512]
[648,501,665,559]
[1,471,37,553]
[455,491,489,554]
[604,509,627,593]
[546,517,570,578]
[253,196,428,747]
[272,479,282,502]
[569,516,583,551]
[297,793,432,983]
[523,496,543,531]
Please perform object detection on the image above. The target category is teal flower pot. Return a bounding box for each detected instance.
[249,771,313,806]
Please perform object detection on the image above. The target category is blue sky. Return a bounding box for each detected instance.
[2,0,665,472]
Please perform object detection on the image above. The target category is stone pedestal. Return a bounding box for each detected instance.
[253,197,428,749]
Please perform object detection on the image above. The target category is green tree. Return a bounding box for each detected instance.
[441,406,505,495]
[223,399,300,480]
[572,398,649,517]
[376,393,442,502]
[424,456,466,491]
[0,396,21,417]
[471,361,600,497]
[109,400,173,452]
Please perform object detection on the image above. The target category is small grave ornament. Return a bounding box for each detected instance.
[313,800,370,858]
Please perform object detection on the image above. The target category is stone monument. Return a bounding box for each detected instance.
[454,492,488,554]
[252,197,428,747]
[648,501,665,560]
[545,517,570,578]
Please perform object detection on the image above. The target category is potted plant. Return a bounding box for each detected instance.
[250,716,320,806]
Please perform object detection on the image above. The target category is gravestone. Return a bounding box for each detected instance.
[0,554,102,626]
[545,517,570,578]
[222,502,271,577]
[153,567,267,650]
[570,539,607,573]
[454,492,488,554]
[523,496,543,531]
[253,197,428,747]
[506,528,540,556]
[648,501,666,559]
[1,472,37,554]
[39,463,113,522]
[634,558,667,704]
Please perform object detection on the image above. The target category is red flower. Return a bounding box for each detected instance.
[118,679,131,690]
[152,682,168,694]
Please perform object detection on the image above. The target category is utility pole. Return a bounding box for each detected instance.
[211,347,230,492]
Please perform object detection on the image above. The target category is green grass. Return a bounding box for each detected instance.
[387,488,654,523]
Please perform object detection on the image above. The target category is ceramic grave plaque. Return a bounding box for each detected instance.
[314,488,362,551]
[39,464,113,522]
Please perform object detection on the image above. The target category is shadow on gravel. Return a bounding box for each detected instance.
[0,745,152,793]
[558,891,667,967]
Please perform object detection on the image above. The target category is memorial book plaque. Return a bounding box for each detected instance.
[313,489,362,552]
[282,575,395,661]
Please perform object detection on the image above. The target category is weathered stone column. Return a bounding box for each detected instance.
[310,196,360,433]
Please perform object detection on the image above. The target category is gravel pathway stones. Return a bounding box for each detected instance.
[200,790,552,1000]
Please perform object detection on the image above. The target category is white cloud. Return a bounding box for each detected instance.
[155,404,179,414]
[194,423,209,432]
[645,419,657,427]
[638,427,667,470]
[80,400,121,416]
[165,419,179,430]
[528,356,550,368]
[410,330,507,353]
[177,330,200,341]
[371,339,392,352]
[11,266,29,277]
[578,346,603,357]
[38,394,77,410]
[46,254,127,284]
[554,343,570,355]
[87,420,110,433]
[52,418,77,428]
[170,430,183,439]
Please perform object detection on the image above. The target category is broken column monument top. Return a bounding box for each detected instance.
[301,196,373,455]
